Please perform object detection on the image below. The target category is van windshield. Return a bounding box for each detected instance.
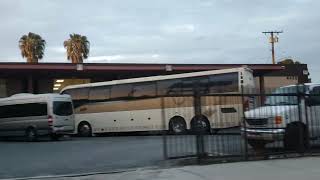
[265,86,302,106]
[53,101,73,116]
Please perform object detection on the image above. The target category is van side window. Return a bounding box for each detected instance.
[0,103,47,118]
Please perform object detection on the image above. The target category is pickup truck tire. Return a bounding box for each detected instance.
[284,122,309,152]
[248,139,266,150]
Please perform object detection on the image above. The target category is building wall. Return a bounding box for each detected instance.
[37,79,54,94]
[254,76,298,92]
[6,78,26,96]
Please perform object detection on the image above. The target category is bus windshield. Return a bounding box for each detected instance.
[53,101,73,116]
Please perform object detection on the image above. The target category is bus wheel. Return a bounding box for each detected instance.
[284,122,309,152]
[190,115,210,134]
[78,122,92,137]
[169,117,187,134]
[25,128,37,142]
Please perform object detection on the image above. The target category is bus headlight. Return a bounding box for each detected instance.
[275,116,283,125]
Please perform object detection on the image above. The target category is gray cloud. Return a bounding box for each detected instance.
[0,0,319,81]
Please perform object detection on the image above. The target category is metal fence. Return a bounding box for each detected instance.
[162,85,320,161]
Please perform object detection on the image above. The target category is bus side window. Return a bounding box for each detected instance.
[89,86,110,100]
[132,83,156,97]
[181,77,208,95]
[64,88,89,100]
[110,84,133,99]
[157,79,182,96]
[208,72,238,93]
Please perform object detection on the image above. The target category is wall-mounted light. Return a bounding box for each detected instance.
[54,84,61,87]
[53,87,59,90]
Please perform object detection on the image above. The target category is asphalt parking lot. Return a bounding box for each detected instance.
[0,136,165,179]
[0,134,246,179]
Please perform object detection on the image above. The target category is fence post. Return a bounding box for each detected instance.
[297,85,305,153]
[194,87,205,160]
[241,85,249,160]
[161,97,168,159]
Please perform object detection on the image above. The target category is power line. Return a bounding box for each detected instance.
[262,31,283,64]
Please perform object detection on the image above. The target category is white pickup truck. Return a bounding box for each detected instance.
[242,83,320,151]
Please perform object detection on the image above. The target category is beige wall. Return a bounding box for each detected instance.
[255,76,298,91]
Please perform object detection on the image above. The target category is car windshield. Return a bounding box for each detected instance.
[264,86,304,106]
[53,101,73,116]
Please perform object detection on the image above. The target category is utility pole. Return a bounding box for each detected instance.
[262,31,283,64]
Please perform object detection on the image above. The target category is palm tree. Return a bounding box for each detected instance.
[63,34,90,63]
[19,32,46,63]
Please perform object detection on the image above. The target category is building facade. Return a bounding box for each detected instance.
[0,63,310,98]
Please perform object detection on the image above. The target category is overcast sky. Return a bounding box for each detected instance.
[0,0,319,81]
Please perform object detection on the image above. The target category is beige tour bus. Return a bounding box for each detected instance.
[0,93,75,141]
[61,67,255,136]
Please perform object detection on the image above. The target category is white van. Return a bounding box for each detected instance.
[242,83,320,150]
[0,93,75,141]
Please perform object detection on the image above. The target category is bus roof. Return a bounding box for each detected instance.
[61,67,252,92]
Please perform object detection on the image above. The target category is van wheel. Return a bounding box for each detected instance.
[248,139,266,150]
[25,128,37,142]
[169,117,187,134]
[78,122,92,137]
[284,122,309,152]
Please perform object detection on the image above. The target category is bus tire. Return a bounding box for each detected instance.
[25,127,37,142]
[78,121,92,137]
[169,116,187,134]
[284,122,309,152]
[190,115,210,134]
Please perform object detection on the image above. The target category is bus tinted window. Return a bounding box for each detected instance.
[89,86,110,100]
[64,88,89,100]
[208,72,238,93]
[111,84,133,98]
[133,83,156,97]
[53,101,73,116]
[181,77,208,94]
[157,79,182,95]
[0,103,47,118]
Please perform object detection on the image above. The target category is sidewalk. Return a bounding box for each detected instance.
[53,157,320,180]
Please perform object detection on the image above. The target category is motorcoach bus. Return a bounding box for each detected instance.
[61,67,255,136]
